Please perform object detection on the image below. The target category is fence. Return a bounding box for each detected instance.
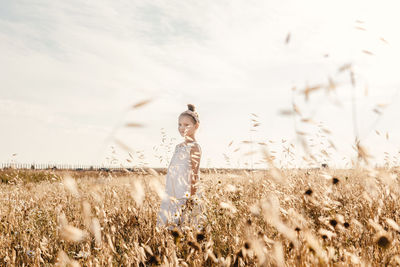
[0,162,270,173]
[0,162,134,172]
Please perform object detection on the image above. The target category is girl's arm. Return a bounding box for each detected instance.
[189,144,201,196]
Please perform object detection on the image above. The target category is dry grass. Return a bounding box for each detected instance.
[1,167,400,266]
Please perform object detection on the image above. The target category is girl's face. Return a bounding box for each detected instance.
[178,115,198,137]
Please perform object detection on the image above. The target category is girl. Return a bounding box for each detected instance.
[157,104,202,228]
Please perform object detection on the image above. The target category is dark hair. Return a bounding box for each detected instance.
[180,104,200,124]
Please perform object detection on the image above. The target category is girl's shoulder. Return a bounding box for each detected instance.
[189,142,201,153]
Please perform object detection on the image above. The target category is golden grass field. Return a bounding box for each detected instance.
[1,167,400,266]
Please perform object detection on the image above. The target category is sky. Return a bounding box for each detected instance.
[1,0,400,169]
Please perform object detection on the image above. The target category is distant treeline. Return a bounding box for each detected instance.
[0,163,170,172]
[0,162,269,174]
[0,162,155,172]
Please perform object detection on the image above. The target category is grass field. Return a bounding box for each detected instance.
[1,167,400,266]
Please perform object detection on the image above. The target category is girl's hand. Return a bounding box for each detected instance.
[190,186,196,196]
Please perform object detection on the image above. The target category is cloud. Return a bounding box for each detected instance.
[0,0,399,167]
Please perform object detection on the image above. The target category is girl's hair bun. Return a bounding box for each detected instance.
[180,103,199,123]
[187,104,195,111]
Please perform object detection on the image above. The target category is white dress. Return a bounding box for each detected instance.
[157,141,202,227]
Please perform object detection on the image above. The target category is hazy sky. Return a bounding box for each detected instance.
[1,0,399,168]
